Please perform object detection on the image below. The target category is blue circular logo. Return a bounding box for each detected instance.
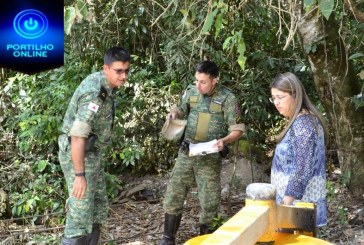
[13,9,48,39]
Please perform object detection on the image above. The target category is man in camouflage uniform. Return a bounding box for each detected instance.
[159,61,245,245]
[58,47,131,245]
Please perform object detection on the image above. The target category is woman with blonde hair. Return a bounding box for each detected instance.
[270,72,327,228]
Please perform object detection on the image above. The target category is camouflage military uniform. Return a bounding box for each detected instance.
[58,71,114,238]
[164,84,244,225]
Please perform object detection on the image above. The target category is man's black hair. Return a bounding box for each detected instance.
[104,47,131,65]
[195,60,219,78]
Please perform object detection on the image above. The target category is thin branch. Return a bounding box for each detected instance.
[192,0,212,62]
[238,0,249,11]
[344,0,364,23]
[150,0,167,11]
[283,0,298,50]
[151,1,174,27]
[270,4,291,42]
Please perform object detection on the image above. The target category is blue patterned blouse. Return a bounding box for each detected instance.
[271,114,327,226]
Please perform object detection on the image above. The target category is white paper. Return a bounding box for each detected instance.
[189,139,219,157]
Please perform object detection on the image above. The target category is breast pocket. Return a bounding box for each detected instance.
[210,101,222,113]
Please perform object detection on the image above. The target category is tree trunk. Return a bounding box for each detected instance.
[296,8,364,194]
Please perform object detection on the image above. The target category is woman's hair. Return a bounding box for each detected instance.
[270,72,327,142]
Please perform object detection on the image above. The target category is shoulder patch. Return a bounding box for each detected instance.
[88,102,99,112]
[98,86,108,102]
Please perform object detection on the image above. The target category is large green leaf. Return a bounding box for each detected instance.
[238,53,247,70]
[304,0,316,7]
[215,13,223,38]
[237,39,247,70]
[349,53,364,60]
[319,0,335,20]
[76,0,89,19]
[223,36,233,50]
[37,160,47,172]
[64,6,76,35]
[202,9,219,34]
[304,0,316,11]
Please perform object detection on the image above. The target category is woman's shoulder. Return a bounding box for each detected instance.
[295,113,315,122]
[291,113,318,135]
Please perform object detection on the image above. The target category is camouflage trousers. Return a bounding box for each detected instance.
[163,149,222,225]
[58,134,109,238]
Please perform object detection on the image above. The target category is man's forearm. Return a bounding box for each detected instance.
[71,136,87,173]
[221,130,243,145]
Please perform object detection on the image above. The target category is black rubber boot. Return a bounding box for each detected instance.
[158,213,182,245]
[200,224,215,235]
[61,235,88,245]
[88,223,101,245]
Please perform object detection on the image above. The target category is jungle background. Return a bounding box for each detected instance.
[0,0,363,244]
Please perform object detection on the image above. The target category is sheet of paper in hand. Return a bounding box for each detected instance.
[189,139,219,157]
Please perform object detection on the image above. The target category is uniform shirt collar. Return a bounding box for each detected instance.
[100,72,114,96]
[205,83,220,97]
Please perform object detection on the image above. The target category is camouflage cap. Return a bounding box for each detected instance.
[161,118,187,141]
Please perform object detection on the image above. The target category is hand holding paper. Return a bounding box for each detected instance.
[189,139,219,157]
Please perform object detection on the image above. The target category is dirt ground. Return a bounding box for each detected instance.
[1,156,362,244]
[101,157,364,245]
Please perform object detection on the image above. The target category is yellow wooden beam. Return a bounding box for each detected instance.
[184,205,270,245]
[245,199,277,242]
[184,184,333,245]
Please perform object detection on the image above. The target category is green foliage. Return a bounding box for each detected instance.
[235,70,275,144]
[352,92,364,110]
[64,0,89,35]
[346,18,364,110]
[106,63,181,174]
[104,172,124,201]
[28,233,61,245]
[318,0,335,20]
[211,213,226,230]
[8,160,65,222]
[238,139,269,164]
[326,180,336,202]
[340,171,352,186]
[202,9,219,34]
[337,206,348,225]
[64,6,76,35]
[3,67,81,157]
[304,0,316,7]
[325,180,348,225]
[112,141,142,167]
[349,53,364,60]
[223,30,247,70]
[303,0,335,20]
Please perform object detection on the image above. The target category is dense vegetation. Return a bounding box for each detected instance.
[0,0,363,239]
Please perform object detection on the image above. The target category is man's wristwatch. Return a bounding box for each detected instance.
[75,172,86,177]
